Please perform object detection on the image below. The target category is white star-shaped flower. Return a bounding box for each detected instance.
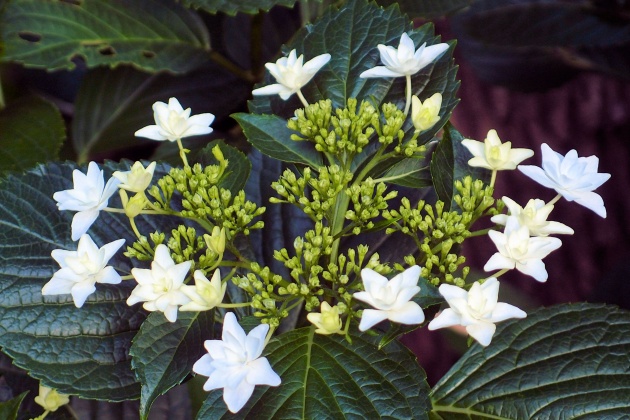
[461,129,534,171]
[112,161,156,193]
[134,97,214,142]
[252,49,331,100]
[428,278,526,346]
[53,162,120,241]
[180,270,226,312]
[127,244,192,322]
[193,312,281,413]
[411,93,442,133]
[42,234,125,307]
[354,265,425,331]
[307,301,343,335]
[518,143,611,217]
[485,218,562,282]
[359,33,449,78]
[491,196,574,237]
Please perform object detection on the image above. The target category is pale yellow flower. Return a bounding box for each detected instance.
[411,93,442,132]
[307,301,343,335]
[34,385,70,412]
[461,129,534,171]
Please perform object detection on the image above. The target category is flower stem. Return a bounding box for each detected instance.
[491,268,510,279]
[404,74,412,116]
[129,218,142,239]
[218,302,253,308]
[468,228,491,238]
[120,275,135,280]
[264,325,277,347]
[490,170,497,188]
[297,89,309,108]
[176,138,190,167]
[548,194,562,206]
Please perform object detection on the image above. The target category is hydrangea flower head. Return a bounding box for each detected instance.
[112,161,156,193]
[492,196,574,237]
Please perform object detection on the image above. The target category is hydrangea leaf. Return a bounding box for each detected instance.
[130,310,215,420]
[431,303,630,419]
[194,140,251,195]
[380,156,433,188]
[181,0,311,16]
[0,96,65,173]
[196,327,431,418]
[377,0,474,18]
[0,161,171,401]
[250,0,459,149]
[0,391,27,420]
[0,0,209,73]
[232,113,323,168]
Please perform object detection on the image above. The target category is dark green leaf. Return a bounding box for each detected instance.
[0,96,65,172]
[1,0,209,73]
[431,124,488,210]
[197,327,431,418]
[461,2,630,48]
[380,157,432,188]
[414,276,443,309]
[194,140,251,194]
[0,391,27,420]
[377,0,474,18]
[232,113,323,167]
[72,64,250,161]
[251,0,459,145]
[181,0,306,16]
[0,161,173,401]
[131,310,214,420]
[431,303,630,419]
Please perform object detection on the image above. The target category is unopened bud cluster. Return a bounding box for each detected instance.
[345,179,397,234]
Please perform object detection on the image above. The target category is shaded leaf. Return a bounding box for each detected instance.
[377,0,474,18]
[72,63,250,161]
[0,161,173,401]
[130,311,214,420]
[197,327,431,418]
[181,0,305,16]
[1,0,209,73]
[194,140,251,195]
[431,303,630,419]
[232,113,323,167]
[0,391,27,420]
[0,96,65,172]
[380,157,432,188]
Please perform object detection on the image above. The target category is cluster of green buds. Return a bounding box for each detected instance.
[345,178,398,234]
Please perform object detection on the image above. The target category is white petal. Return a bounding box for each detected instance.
[466,322,496,346]
[387,301,425,325]
[490,302,527,322]
[163,305,179,322]
[358,309,389,331]
[518,165,558,189]
[438,283,468,303]
[97,266,122,284]
[42,276,75,296]
[245,324,270,360]
[71,281,96,308]
[428,309,462,330]
[302,53,331,76]
[415,42,449,68]
[359,66,404,78]
[222,312,247,346]
[135,125,167,141]
[573,191,607,218]
[515,259,548,282]
[484,253,515,272]
[71,209,99,241]
[154,245,175,269]
[252,84,291,96]
[361,268,388,294]
[193,353,215,377]
[246,357,281,386]
[223,379,255,413]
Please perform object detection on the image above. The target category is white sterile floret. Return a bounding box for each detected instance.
[134,97,215,142]
[492,196,574,237]
[34,385,70,413]
[112,161,156,193]
[360,33,449,78]
[518,143,611,218]
[485,218,562,282]
[180,270,226,312]
[127,244,192,322]
[354,265,425,331]
[53,161,120,241]
[252,49,331,100]
[193,312,281,413]
[428,278,526,346]
[411,93,442,132]
[42,234,125,308]
[461,129,534,171]
[307,301,343,335]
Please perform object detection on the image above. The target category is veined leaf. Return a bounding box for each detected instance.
[195,140,251,195]
[380,157,432,188]
[377,0,475,18]
[1,0,209,73]
[232,113,323,167]
[0,161,172,401]
[431,303,630,419]
[131,311,215,420]
[197,327,431,418]
[0,96,65,172]
[181,0,307,16]
[0,391,27,420]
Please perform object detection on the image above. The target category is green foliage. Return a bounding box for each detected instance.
[379,156,433,188]
[0,96,65,173]
[0,0,210,73]
[131,311,215,420]
[0,391,27,420]
[195,140,251,195]
[431,303,630,419]
[0,161,178,401]
[377,0,475,18]
[197,327,432,418]
[181,0,306,15]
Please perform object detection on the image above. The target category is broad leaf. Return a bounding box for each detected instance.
[380,157,432,188]
[0,96,65,172]
[251,0,459,146]
[377,0,474,18]
[72,63,250,161]
[232,113,323,167]
[195,140,251,195]
[0,161,173,401]
[130,310,215,420]
[197,327,431,418]
[431,303,630,419]
[0,391,27,420]
[431,124,488,210]
[1,0,209,73]
[181,0,304,16]
[460,1,630,48]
